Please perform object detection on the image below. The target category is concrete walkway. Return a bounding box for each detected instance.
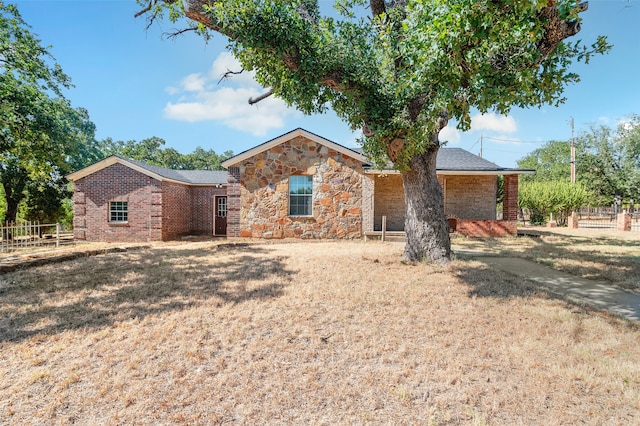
[458,250,640,322]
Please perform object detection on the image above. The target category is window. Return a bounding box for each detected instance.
[109,201,128,222]
[289,175,313,216]
[216,196,227,217]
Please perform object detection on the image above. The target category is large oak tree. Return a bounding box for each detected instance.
[138,0,608,263]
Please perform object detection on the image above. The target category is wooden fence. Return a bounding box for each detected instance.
[0,222,73,253]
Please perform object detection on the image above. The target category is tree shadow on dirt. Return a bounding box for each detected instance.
[0,244,294,343]
[451,259,557,300]
[453,234,640,293]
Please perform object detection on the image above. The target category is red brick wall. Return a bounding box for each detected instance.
[373,174,405,231]
[455,219,517,237]
[503,175,519,221]
[190,186,227,234]
[443,175,497,220]
[73,164,162,242]
[161,181,191,240]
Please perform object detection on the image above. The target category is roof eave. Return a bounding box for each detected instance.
[364,169,535,175]
[67,156,167,182]
[67,156,229,185]
[221,128,367,168]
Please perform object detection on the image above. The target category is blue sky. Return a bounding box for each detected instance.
[13,0,640,167]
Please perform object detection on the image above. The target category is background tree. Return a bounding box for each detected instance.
[577,116,640,205]
[517,140,571,183]
[138,0,608,263]
[517,115,640,207]
[0,3,96,224]
[96,136,232,170]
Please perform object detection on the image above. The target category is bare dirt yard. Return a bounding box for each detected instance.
[1,238,639,424]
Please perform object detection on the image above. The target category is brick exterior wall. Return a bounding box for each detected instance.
[73,163,227,242]
[233,136,364,239]
[368,173,511,236]
[161,181,191,240]
[190,186,227,234]
[455,219,517,237]
[442,175,497,220]
[373,174,405,231]
[503,174,519,221]
[73,163,162,242]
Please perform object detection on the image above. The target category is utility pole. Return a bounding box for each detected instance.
[479,135,483,158]
[570,117,576,184]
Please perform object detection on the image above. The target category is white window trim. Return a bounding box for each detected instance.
[109,201,129,223]
[289,175,313,217]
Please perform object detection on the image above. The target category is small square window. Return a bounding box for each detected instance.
[109,201,128,222]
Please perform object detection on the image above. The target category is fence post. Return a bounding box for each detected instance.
[56,223,60,247]
[381,215,387,242]
[568,212,579,229]
[617,213,631,232]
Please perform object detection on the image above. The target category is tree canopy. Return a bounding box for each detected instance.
[0,2,96,224]
[97,136,233,170]
[138,0,609,262]
[518,115,640,206]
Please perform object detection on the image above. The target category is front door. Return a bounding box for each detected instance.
[214,196,227,236]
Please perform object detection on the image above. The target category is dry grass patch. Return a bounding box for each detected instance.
[1,240,639,424]
[452,229,640,292]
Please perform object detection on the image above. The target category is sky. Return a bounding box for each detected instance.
[12,0,640,168]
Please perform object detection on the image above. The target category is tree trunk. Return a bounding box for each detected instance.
[4,198,19,224]
[400,145,451,264]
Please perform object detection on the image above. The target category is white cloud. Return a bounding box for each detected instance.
[181,73,207,92]
[470,113,517,133]
[163,52,299,136]
[439,124,461,143]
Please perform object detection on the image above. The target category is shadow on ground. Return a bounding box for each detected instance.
[452,233,640,293]
[0,243,294,343]
[451,258,556,300]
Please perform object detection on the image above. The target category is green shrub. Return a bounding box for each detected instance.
[519,181,591,226]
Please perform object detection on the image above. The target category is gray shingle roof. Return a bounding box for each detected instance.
[436,148,502,171]
[122,156,228,184]
[353,147,514,171]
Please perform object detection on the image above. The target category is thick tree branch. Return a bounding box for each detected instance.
[370,0,386,17]
[536,1,588,63]
[182,0,230,36]
[249,90,274,105]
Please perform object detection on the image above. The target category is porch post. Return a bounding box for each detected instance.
[361,174,375,234]
[226,167,242,237]
[503,174,519,221]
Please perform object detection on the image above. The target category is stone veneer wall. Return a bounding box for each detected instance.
[236,136,364,239]
[73,163,163,242]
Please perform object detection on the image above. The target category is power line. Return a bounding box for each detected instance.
[480,136,556,144]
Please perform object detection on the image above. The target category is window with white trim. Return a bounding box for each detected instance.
[289,175,313,216]
[109,201,128,222]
